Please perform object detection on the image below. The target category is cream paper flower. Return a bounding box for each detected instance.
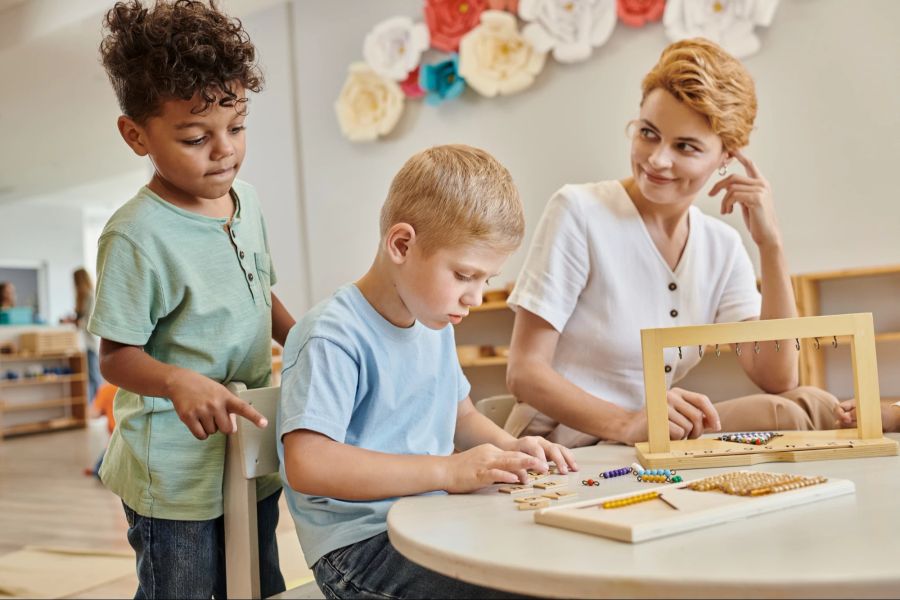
[663,0,779,59]
[362,16,430,81]
[518,0,617,63]
[334,63,405,142]
[458,10,547,97]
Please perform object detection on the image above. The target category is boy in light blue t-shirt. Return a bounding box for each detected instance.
[278,145,578,598]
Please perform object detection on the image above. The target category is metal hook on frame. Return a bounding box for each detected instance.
[735,343,742,357]
[753,341,760,355]
[795,338,801,351]
[775,339,781,352]
[677,346,683,360]
[715,344,721,358]
[814,337,820,350]
[698,345,704,358]
[832,336,838,348]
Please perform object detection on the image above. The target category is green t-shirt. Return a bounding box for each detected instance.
[88,179,281,520]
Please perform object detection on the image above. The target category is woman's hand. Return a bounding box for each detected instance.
[621,387,721,445]
[709,150,783,249]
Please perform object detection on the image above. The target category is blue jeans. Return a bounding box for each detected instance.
[313,531,531,599]
[122,490,286,599]
[86,348,102,403]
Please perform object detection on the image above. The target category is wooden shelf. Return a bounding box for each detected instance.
[799,264,900,282]
[1,396,86,412]
[0,374,85,389]
[469,300,510,314]
[0,352,81,362]
[460,356,508,368]
[1,416,85,438]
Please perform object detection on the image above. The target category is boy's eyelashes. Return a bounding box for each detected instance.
[180,125,246,146]
[454,272,494,286]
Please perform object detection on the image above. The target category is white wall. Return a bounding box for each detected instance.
[240,3,311,315]
[291,0,900,305]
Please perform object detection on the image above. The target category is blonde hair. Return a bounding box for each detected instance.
[380,144,524,254]
[641,38,757,152]
[73,268,94,319]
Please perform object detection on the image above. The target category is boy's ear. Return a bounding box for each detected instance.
[385,223,416,265]
[117,115,149,157]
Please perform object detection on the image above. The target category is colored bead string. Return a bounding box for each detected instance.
[600,467,631,479]
[718,431,783,445]
[631,464,682,484]
[602,491,660,509]
[688,471,827,497]
[581,479,600,486]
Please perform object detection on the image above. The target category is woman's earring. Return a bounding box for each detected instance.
[718,164,727,176]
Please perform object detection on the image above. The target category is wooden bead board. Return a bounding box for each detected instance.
[534,474,854,543]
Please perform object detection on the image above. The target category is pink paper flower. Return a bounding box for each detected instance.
[424,0,490,52]
[400,66,427,98]
[617,0,665,27]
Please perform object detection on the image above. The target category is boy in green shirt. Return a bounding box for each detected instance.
[88,1,294,597]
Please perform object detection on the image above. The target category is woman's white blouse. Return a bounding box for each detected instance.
[508,180,761,411]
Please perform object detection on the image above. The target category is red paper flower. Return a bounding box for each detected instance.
[424,0,489,52]
[400,66,426,99]
[617,0,665,28]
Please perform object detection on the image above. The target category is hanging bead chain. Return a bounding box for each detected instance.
[688,471,827,496]
[718,431,783,445]
[600,467,631,479]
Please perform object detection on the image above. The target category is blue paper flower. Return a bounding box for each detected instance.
[419,54,466,106]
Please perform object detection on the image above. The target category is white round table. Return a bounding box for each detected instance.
[387,435,900,598]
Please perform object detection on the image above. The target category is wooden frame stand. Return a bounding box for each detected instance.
[635,313,899,469]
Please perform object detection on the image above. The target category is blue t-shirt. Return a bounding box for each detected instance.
[277,283,471,566]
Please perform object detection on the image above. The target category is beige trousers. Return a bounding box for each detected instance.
[504,386,841,449]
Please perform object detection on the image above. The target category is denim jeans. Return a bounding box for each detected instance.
[313,531,532,599]
[122,489,286,599]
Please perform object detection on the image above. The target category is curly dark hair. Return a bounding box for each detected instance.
[100,0,263,123]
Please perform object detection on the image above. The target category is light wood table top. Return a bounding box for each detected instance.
[387,435,900,599]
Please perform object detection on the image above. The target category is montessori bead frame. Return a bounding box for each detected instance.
[635,313,899,469]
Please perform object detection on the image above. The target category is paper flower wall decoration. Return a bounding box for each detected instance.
[334,0,781,141]
[420,54,467,105]
[363,16,430,80]
[425,0,490,52]
[663,0,779,59]
[458,10,547,97]
[518,0,618,64]
[334,63,405,142]
[617,0,665,27]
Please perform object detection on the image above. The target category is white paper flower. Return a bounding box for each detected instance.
[458,10,547,97]
[362,16,430,81]
[663,0,779,59]
[334,63,405,142]
[518,0,617,63]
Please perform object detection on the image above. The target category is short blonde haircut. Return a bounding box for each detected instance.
[380,144,524,254]
[641,38,757,152]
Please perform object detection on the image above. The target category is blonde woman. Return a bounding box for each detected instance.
[506,38,839,447]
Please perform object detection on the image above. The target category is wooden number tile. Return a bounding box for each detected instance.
[534,480,566,490]
[542,490,577,500]
[517,499,551,511]
[498,485,532,495]
[513,495,545,504]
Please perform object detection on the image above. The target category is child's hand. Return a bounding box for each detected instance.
[167,368,268,440]
[443,443,544,494]
[505,436,578,474]
[834,399,857,428]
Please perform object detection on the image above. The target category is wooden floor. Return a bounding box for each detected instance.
[0,418,305,599]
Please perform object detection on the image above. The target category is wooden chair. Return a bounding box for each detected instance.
[475,394,516,428]
[224,382,282,599]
